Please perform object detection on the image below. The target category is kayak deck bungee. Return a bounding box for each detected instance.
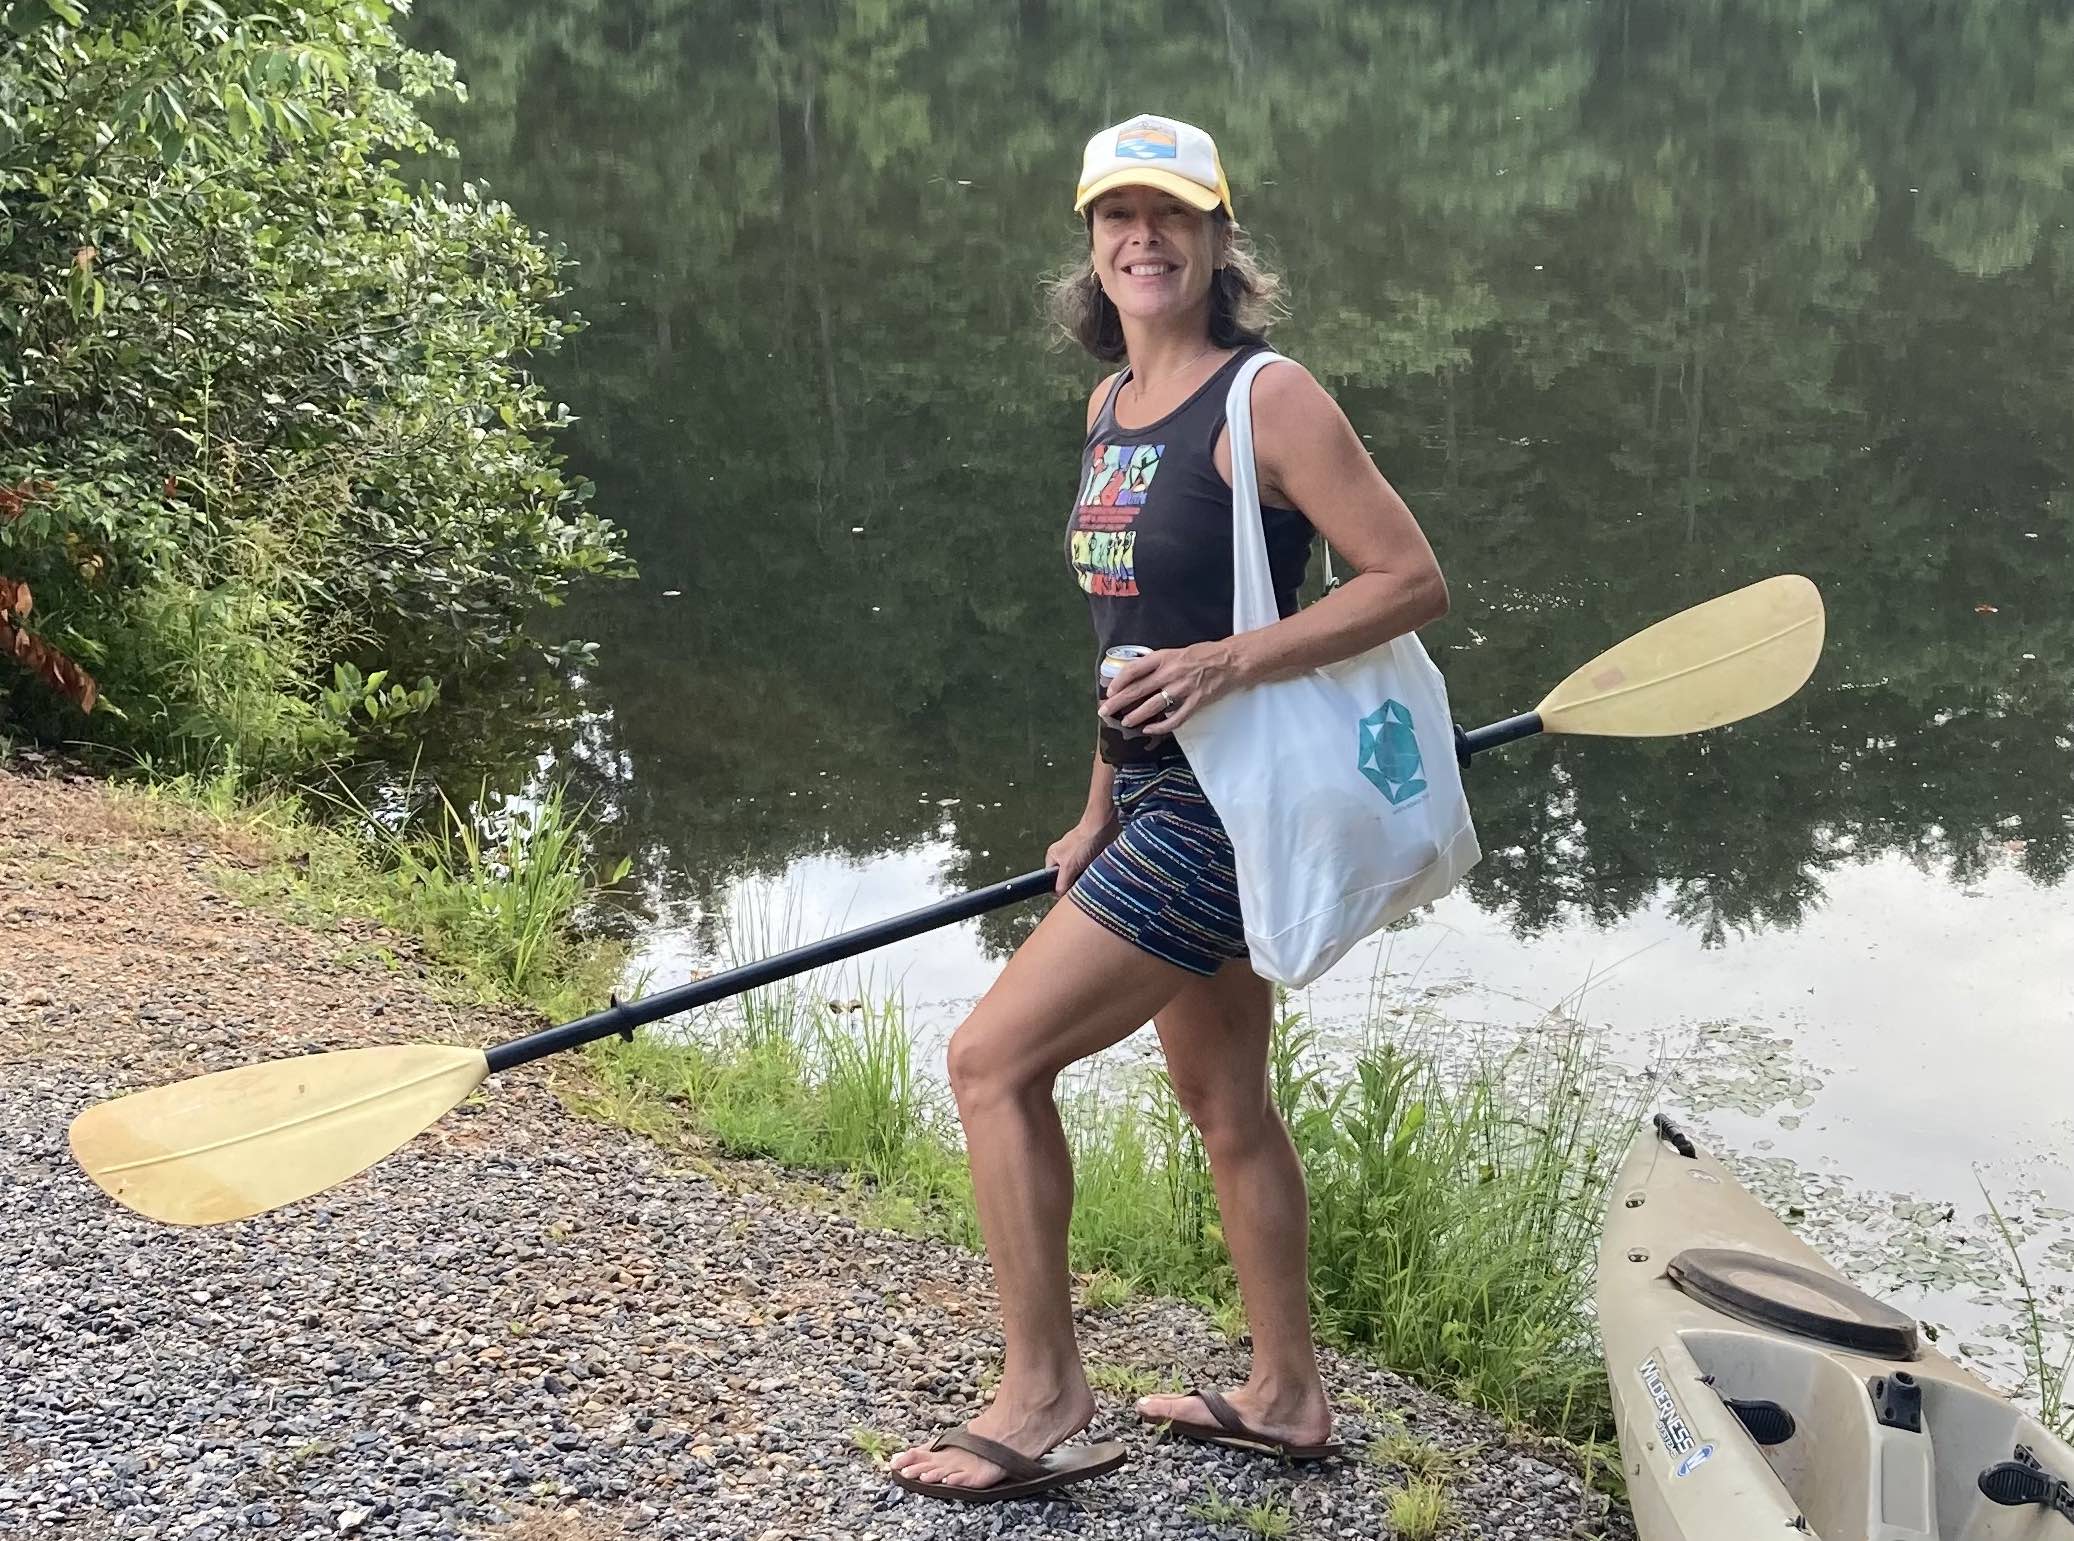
[1599,1115,2074,1540]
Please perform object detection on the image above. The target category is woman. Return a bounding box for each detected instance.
[889,113,1449,1502]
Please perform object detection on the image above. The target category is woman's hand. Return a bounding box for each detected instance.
[1101,642,1245,737]
[1046,813,1119,896]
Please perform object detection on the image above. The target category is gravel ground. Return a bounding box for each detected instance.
[0,760,1629,1541]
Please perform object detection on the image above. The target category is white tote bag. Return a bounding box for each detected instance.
[1173,352,1480,987]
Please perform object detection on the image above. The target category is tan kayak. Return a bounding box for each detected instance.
[1599,1115,2074,1540]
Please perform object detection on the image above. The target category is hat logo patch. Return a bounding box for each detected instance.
[1116,123,1178,160]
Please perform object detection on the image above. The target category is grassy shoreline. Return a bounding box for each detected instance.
[11,743,2066,1470]
[65,751,1639,1448]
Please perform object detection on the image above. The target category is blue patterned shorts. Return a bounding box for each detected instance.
[1066,760,1250,977]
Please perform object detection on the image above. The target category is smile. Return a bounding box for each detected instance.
[1123,262,1176,277]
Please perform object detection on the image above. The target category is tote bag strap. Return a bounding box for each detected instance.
[1224,350,1295,634]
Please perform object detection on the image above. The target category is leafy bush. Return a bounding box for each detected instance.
[0,0,631,768]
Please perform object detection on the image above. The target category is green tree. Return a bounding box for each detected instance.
[0,0,631,767]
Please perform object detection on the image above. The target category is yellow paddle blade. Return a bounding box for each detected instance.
[1536,574,1824,739]
[68,1043,489,1226]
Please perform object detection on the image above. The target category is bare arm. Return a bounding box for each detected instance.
[1106,361,1447,734]
[1079,754,1118,824]
[1047,373,1129,893]
[1227,361,1447,682]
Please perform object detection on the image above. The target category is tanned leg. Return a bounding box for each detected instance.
[888,900,1191,1489]
[1134,963,1331,1445]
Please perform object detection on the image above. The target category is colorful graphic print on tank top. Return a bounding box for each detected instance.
[1069,441,1164,597]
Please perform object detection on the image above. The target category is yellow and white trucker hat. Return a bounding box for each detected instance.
[1073,114,1234,218]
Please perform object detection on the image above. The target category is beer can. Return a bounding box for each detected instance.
[1099,644,1153,691]
[1099,645,1153,736]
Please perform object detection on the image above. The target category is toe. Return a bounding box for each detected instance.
[890,1444,939,1479]
[907,1450,1003,1489]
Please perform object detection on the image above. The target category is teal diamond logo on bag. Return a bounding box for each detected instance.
[1358,701,1427,805]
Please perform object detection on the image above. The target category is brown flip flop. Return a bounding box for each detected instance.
[1143,1387,1344,1461]
[889,1424,1130,1503]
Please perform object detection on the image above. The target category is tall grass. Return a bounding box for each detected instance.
[1055,1011,1635,1430]
[115,758,629,1021]
[1303,1019,1634,1427]
[581,920,1638,1440]
[1981,1181,2074,1437]
[376,780,622,996]
[299,771,629,1013]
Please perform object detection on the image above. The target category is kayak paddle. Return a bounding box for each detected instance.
[1455,572,1824,759]
[68,573,1824,1226]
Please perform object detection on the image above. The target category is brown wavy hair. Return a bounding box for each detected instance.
[1046,211,1286,363]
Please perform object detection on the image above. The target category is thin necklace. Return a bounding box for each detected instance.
[1128,343,1216,408]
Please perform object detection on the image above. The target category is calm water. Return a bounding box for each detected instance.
[402,4,2074,1376]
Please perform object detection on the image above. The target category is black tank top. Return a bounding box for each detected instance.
[1066,345,1316,765]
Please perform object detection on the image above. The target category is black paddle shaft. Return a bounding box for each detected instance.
[484,868,1059,1073]
[483,711,1532,1076]
[1455,711,1543,765]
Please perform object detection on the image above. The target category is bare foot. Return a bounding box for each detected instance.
[889,1381,1097,1491]
[1136,1382,1333,1447]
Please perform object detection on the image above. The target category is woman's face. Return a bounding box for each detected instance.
[1088,186,1222,330]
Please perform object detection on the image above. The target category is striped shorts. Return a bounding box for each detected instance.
[1066,759,1249,977]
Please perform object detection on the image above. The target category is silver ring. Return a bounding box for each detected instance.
[1160,689,1179,714]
